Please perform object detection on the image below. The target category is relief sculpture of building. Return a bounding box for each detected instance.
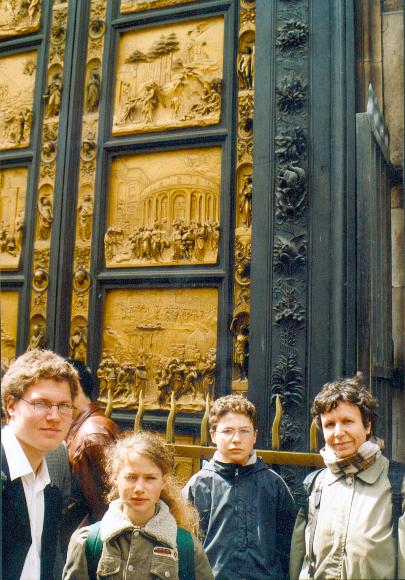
[97,288,218,412]
[105,148,221,268]
[113,17,224,135]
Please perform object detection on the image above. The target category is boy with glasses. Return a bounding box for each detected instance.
[183,394,296,579]
[1,348,79,580]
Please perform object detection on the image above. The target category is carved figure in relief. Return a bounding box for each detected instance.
[28,0,41,24]
[43,73,62,118]
[116,363,134,399]
[32,268,48,292]
[239,175,253,227]
[194,223,207,261]
[69,326,87,360]
[201,348,216,399]
[140,82,164,124]
[15,211,24,252]
[238,46,254,90]
[28,324,46,350]
[81,139,96,162]
[86,70,101,113]
[0,223,17,257]
[234,324,249,382]
[37,195,53,240]
[78,193,93,241]
[133,351,148,401]
[4,109,32,144]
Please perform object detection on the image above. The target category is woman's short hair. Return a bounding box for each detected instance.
[311,372,378,432]
[209,394,257,431]
[1,348,79,419]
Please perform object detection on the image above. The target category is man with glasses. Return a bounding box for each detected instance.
[183,394,296,579]
[1,348,79,580]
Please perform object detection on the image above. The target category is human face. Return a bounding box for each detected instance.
[321,401,371,458]
[6,378,73,470]
[116,453,167,526]
[211,411,257,465]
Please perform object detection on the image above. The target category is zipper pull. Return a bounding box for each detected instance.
[235,468,239,481]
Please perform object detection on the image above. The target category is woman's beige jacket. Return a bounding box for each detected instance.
[290,454,405,580]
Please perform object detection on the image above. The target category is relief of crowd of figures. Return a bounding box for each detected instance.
[105,148,221,268]
[94,289,218,411]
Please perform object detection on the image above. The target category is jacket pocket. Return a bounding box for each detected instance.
[97,555,121,578]
[150,558,178,579]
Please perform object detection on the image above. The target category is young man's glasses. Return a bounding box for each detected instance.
[17,397,75,416]
[216,427,254,439]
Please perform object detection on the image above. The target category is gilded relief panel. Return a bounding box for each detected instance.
[112,17,224,135]
[121,0,197,13]
[0,51,37,150]
[0,0,42,39]
[1,291,19,372]
[105,147,221,267]
[0,167,27,270]
[98,288,218,411]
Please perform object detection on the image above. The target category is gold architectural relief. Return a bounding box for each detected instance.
[0,52,36,150]
[105,148,221,268]
[230,0,255,394]
[0,0,42,39]
[69,0,107,362]
[0,168,27,270]
[121,0,197,13]
[1,291,19,372]
[97,288,218,412]
[29,3,68,337]
[113,17,224,135]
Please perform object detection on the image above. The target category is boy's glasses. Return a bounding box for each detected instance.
[17,397,75,416]
[215,427,254,439]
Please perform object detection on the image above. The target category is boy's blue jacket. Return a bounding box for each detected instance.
[183,451,296,580]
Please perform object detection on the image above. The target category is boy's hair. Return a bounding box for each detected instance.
[311,371,378,432]
[209,394,257,431]
[105,431,200,536]
[67,358,96,400]
[1,348,80,419]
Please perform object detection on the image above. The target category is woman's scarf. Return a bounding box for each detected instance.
[320,436,383,476]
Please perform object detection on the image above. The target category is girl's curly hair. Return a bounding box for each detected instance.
[105,431,200,536]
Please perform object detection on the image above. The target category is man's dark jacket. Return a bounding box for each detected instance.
[1,445,62,580]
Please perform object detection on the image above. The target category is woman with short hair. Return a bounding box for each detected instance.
[290,372,405,580]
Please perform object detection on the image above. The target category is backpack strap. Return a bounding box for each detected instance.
[388,460,405,580]
[177,527,195,580]
[388,460,405,539]
[303,468,326,579]
[85,521,102,580]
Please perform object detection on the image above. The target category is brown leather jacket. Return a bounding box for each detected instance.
[66,402,120,526]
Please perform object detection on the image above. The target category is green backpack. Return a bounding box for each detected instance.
[85,521,195,580]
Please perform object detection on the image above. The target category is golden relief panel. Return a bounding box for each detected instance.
[112,16,224,135]
[1,291,19,372]
[0,0,42,39]
[121,0,197,13]
[0,51,37,151]
[0,167,27,270]
[105,147,221,267]
[98,288,218,411]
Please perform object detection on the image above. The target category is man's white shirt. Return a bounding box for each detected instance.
[2,424,51,580]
